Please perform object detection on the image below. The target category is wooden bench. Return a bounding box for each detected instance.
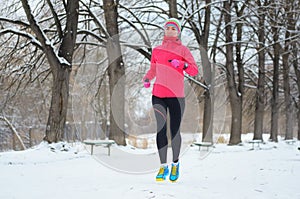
[83,140,115,156]
[248,140,263,150]
[193,142,213,151]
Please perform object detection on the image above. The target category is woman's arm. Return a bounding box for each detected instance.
[143,49,157,80]
[183,48,199,77]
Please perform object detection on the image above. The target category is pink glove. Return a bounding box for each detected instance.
[144,79,150,88]
[170,59,180,68]
[169,59,188,70]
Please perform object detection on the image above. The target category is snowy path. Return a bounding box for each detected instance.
[0,140,299,199]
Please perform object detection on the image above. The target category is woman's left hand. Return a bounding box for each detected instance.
[170,59,180,68]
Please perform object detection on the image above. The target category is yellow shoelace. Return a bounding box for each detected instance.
[171,165,177,175]
[158,167,165,175]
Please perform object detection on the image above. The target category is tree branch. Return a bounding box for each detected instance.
[0,28,43,49]
[46,0,63,39]
[0,116,26,150]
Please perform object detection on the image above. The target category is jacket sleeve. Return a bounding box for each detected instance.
[183,47,199,77]
[143,49,156,80]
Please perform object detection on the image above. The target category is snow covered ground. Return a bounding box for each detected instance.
[0,134,299,199]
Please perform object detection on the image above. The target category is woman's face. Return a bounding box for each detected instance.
[164,26,178,37]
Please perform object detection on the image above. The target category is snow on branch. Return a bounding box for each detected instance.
[0,17,30,27]
[56,53,71,67]
[0,28,42,49]
[0,18,67,68]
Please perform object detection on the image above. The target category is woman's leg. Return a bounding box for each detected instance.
[152,96,168,164]
[167,98,185,163]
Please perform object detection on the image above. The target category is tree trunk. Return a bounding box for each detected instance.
[202,86,213,143]
[103,0,126,145]
[253,52,265,140]
[224,0,242,145]
[201,47,213,143]
[168,0,178,18]
[45,67,70,142]
[254,0,266,141]
[234,1,245,140]
[282,5,294,140]
[201,0,213,143]
[282,53,293,140]
[292,36,300,140]
[270,29,280,142]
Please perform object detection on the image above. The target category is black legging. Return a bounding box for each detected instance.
[152,95,185,164]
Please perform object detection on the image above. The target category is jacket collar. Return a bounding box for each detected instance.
[162,36,182,45]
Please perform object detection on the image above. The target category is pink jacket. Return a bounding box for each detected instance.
[144,36,198,98]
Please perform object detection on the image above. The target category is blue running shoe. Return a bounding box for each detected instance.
[169,162,179,182]
[156,165,169,181]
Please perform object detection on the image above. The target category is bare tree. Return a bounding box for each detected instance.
[178,0,214,143]
[31,0,79,143]
[223,0,242,145]
[103,0,126,145]
[0,0,79,143]
[253,0,268,141]
[269,0,281,142]
[282,0,296,140]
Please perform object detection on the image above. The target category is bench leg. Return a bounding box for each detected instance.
[87,143,113,156]
[256,143,261,149]
[108,144,111,156]
[91,145,94,155]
